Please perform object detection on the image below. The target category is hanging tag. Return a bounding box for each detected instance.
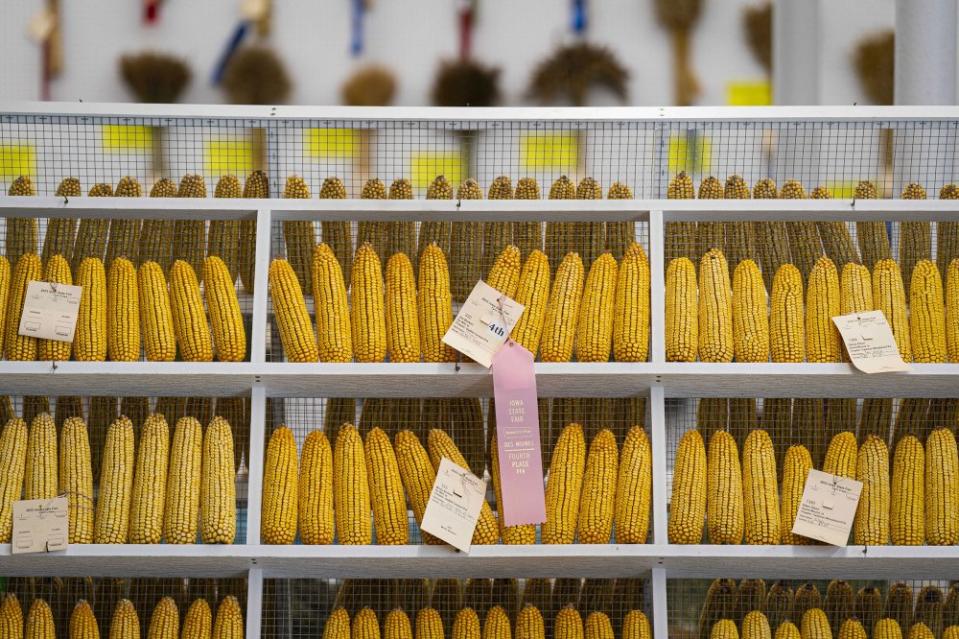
[18,281,82,342]
[832,310,909,373]
[28,8,57,42]
[240,0,269,21]
[791,469,863,546]
[12,497,68,554]
[442,281,525,367]
[420,458,487,553]
[492,341,546,527]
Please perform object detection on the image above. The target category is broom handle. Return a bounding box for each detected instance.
[672,28,700,107]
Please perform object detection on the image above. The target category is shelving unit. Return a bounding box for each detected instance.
[2,103,959,637]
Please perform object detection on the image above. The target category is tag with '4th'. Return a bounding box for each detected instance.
[442,280,525,367]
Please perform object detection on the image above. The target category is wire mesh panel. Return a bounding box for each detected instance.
[262,577,651,639]
[262,396,648,545]
[0,575,247,639]
[667,578,959,639]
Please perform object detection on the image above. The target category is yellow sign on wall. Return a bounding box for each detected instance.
[668,134,712,174]
[824,180,861,199]
[727,81,772,106]
[0,145,36,179]
[205,139,254,176]
[411,152,464,190]
[520,132,580,171]
[102,125,153,151]
[304,128,361,159]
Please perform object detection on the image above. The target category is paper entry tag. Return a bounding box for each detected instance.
[442,281,525,368]
[492,341,546,527]
[12,497,68,554]
[420,458,487,553]
[790,469,863,546]
[832,310,909,374]
[18,281,82,343]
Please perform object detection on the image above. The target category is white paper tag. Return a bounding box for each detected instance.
[442,281,525,368]
[19,281,82,343]
[791,469,863,546]
[240,0,269,20]
[12,497,69,554]
[27,8,56,42]
[832,310,909,373]
[420,458,487,553]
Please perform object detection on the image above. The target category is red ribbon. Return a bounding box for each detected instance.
[458,6,473,60]
[144,0,159,23]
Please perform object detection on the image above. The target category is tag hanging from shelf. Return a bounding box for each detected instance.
[351,0,365,56]
[212,20,251,85]
[458,0,477,60]
[571,0,587,35]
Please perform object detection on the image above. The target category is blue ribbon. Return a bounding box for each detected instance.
[212,21,250,85]
[351,0,364,57]
[571,0,586,34]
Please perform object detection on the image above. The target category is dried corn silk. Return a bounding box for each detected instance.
[604,182,635,260]
[418,176,453,269]
[282,176,315,294]
[513,177,543,259]
[546,176,576,272]
[72,182,113,273]
[207,175,242,282]
[106,176,143,266]
[723,175,753,267]
[752,178,790,289]
[139,178,178,272]
[854,181,890,270]
[900,183,931,296]
[484,176,514,274]
[666,172,697,263]
[450,178,484,302]
[781,181,821,284]
[43,177,81,262]
[572,177,606,268]
[319,177,353,284]
[812,186,860,269]
[357,178,390,269]
[174,174,208,280]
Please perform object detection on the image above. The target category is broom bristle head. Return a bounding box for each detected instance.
[528,42,629,106]
[853,30,894,105]
[743,3,772,73]
[119,52,191,103]
[431,60,501,107]
[222,46,291,105]
[654,0,703,30]
[342,65,398,106]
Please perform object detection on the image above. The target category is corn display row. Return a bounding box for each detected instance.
[270,236,649,363]
[261,420,650,546]
[0,589,243,639]
[665,245,959,364]
[0,411,238,545]
[692,578,959,639]
[669,415,959,546]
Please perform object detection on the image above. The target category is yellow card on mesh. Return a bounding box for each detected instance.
[0,145,36,179]
[520,132,580,171]
[102,125,153,151]
[411,151,464,189]
[205,139,254,176]
[304,128,361,159]
[824,181,861,199]
[727,81,772,106]
[668,134,712,173]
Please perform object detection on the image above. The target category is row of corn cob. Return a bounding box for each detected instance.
[261,421,650,546]
[321,600,650,639]
[666,246,959,364]
[669,417,959,546]
[269,238,649,363]
[0,590,242,639]
[0,411,237,545]
[697,578,959,639]
[0,250,246,362]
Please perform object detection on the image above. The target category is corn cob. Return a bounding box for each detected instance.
[333,424,373,544]
[42,178,81,264]
[201,416,236,543]
[824,580,853,635]
[765,584,793,632]
[69,599,99,639]
[55,397,83,431]
[168,261,214,363]
[108,599,141,639]
[89,396,117,480]
[415,608,443,639]
[449,178,484,302]
[710,619,739,639]
[387,178,417,267]
[357,178,390,270]
[779,181,821,283]
[6,177,38,269]
[805,257,841,362]
[418,244,455,362]
[742,429,780,544]
[481,176,514,276]
[104,176,143,267]
[614,425,651,543]
[416,175,454,269]
[297,429,334,544]
[780,444,813,544]
[355,608,381,639]
[770,264,805,362]
[722,175,754,268]
[59,417,94,544]
[575,429,617,543]
[486,245,522,301]
[836,620,865,639]
[897,183,931,295]
[36,254,73,360]
[888,433,925,545]
[170,175,209,282]
[926,427,959,544]
[669,429,706,544]
[939,185,959,282]
[394,430,441,544]
[128,414,169,544]
[915,587,944,639]
[542,423,587,544]
[383,252,421,363]
[776,621,800,639]
[235,170,268,293]
[269,258,319,362]
[871,259,912,360]
[73,256,109,361]
[453,609,480,639]
[695,177,725,261]
[611,243,650,362]
[622,611,650,639]
[541,252,585,362]
[482,606,510,639]
[136,260,176,361]
[948,628,959,639]
[584,612,613,639]
[575,253,617,362]
[207,175,242,283]
[261,426,298,544]
[0,257,10,357]
[873,620,903,639]
[665,172,698,262]
[182,600,211,639]
[698,249,734,362]
[515,606,544,639]
[665,257,698,361]
[821,431,858,480]
[163,416,202,544]
[24,599,55,639]
[211,596,242,639]
[948,259,959,361]
[386,609,413,639]
[743,612,772,639]
[752,179,790,289]
[94,417,135,543]
[489,433,536,544]
[555,606,584,639]
[24,412,56,501]
[319,177,353,284]
[907,624,935,639]
[6,253,41,360]
[853,434,890,545]
[427,428,499,544]
[731,259,769,362]
[281,176,316,295]
[800,609,830,639]
[909,259,946,362]
[852,181,890,270]
[707,430,744,543]
[699,581,737,639]
[811,187,859,269]
[545,176,576,272]
[365,426,408,545]
[509,249,551,355]
[103,257,141,361]
[199,256,244,361]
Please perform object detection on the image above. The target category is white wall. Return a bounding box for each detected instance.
[0,0,896,106]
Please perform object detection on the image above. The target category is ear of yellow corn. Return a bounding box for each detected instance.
[311,242,354,361]
[732,259,769,362]
[873,619,903,639]
[853,435,890,545]
[269,258,319,362]
[385,252,420,363]
[6,253,41,361]
[555,606,584,639]
[669,429,706,544]
[515,606,544,639]
[514,178,544,259]
[584,612,613,639]
[137,261,176,362]
[770,264,805,362]
[355,608,382,639]
[576,429,618,543]
[181,599,212,639]
[696,177,726,261]
[710,619,739,639]
[333,424,373,544]
[108,599,140,639]
[742,611,772,639]
[723,175,754,268]
[623,611,650,639]
[94,417,135,543]
[25,412,57,500]
[613,243,650,362]
[575,253,618,362]
[236,170,269,293]
[38,254,73,361]
[873,259,912,361]
[139,178,178,274]
[106,257,141,361]
[59,417,94,544]
[823,432,858,480]
[163,416,203,544]
[201,416,236,543]
[262,426,298,544]
[482,606,511,639]
[666,257,698,361]
[545,177,576,273]
[926,427,959,545]
[742,429,780,544]
[890,434,924,545]
[707,430,744,544]
[393,429,441,544]
[839,263,873,317]
[323,608,351,639]
[385,609,413,639]
[129,413,169,544]
[106,177,143,267]
[511,250,551,356]
[614,425,651,543]
[418,244,455,363]
[541,253,585,362]
[486,245,522,300]
[851,182,890,270]
[7,177,38,269]
[483,176,515,275]
[203,256,246,361]
[450,179,484,303]
[211,596,243,639]
[910,260,947,363]
[780,444,813,544]
[947,259,959,361]
[298,429,334,544]
[69,599,99,639]
[805,257,841,363]
[0,256,10,357]
[698,249,734,362]
[452,609,481,639]
[365,427,409,545]
[543,423,586,544]
[25,599,56,639]
[169,259,213,362]
[800,609,831,639]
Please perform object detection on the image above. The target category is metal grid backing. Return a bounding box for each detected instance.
[266,215,650,363]
[667,578,958,639]
[264,396,647,544]
[2,394,250,544]
[0,575,247,639]
[262,577,650,639]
